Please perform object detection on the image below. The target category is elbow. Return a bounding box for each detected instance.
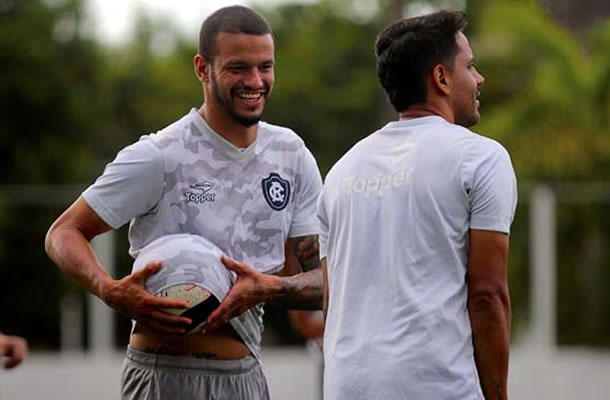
[468,282,510,313]
[44,222,58,258]
[45,219,67,261]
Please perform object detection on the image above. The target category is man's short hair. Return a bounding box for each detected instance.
[375,10,467,112]
[198,5,272,61]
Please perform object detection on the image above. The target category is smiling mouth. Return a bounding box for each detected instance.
[234,88,267,104]
[237,92,263,100]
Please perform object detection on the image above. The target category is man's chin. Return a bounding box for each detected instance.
[237,117,261,127]
[456,112,480,128]
[233,113,262,127]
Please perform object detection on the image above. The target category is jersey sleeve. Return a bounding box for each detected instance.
[317,185,329,260]
[82,138,164,229]
[466,141,518,234]
[288,146,323,238]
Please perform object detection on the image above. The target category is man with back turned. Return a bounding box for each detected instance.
[318,11,517,400]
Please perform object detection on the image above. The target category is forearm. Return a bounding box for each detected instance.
[45,226,113,300]
[269,267,322,310]
[206,235,324,329]
[469,291,511,400]
[269,234,323,309]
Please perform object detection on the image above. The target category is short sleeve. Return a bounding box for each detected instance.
[467,142,518,234]
[317,185,329,260]
[82,138,164,229]
[288,147,323,238]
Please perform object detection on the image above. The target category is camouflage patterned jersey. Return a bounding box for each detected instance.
[83,108,323,362]
[133,234,233,303]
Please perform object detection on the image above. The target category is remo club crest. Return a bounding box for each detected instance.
[262,173,290,211]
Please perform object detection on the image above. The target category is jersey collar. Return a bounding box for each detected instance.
[189,108,259,160]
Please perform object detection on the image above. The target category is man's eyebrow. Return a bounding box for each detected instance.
[224,60,247,67]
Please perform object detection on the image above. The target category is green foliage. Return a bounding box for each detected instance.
[0,0,101,347]
[472,0,610,346]
[474,0,610,180]
[263,4,385,174]
[556,203,610,346]
[89,16,203,171]
[0,0,104,183]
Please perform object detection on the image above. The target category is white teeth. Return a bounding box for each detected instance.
[238,93,261,100]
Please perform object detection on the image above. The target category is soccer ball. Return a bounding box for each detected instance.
[133,234,234,334]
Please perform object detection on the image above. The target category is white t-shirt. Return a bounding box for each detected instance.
[83,108,323,361]
[318,116,517,400]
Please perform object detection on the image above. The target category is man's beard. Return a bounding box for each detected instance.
[210,71,269,127]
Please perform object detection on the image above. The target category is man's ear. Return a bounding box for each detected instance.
[432,64,451,96]
[194,54,210,83]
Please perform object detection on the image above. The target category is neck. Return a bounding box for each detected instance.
[198,104,258,148]
[398,104,454,123]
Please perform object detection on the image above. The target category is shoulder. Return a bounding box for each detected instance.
[259,121,307,150]
[113,135,163,166]
[461,128,512,164]
[143,113,193,148]
[455,127,515,190]
[428,121,512,169]
[444,122,508,154]
[324,131,378,184]
[258,121,320,175]
[137,113,207,169]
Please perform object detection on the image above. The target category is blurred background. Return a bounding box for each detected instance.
[0,0,609,398]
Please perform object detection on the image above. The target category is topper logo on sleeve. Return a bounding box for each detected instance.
[262,173,290,211]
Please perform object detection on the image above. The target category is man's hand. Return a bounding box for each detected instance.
[102,261,192,334]
[0,333,28,369]
[204,255,279,332]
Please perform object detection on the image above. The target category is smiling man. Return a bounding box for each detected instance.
[318,11,517,400]
[45,6,323,400]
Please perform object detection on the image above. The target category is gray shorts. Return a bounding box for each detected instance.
[121,346,270,400]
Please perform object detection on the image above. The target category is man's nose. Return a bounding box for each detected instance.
[243,69,264,88]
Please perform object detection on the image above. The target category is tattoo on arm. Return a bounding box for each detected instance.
[291,235,320,272]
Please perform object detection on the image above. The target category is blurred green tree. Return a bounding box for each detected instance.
[263,3,384,174]
[474,0,610,180]
[0,0,103,183]
[472,0,610,345]
[0,0,103,348]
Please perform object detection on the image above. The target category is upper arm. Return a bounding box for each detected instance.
[47,196,112,243]
[288,235,320,272]
[467,229,510,299]
[281,235,320,277]
[82,139,164,229]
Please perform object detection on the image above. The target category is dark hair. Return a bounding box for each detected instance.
[198,6,272,61]
[375,10,467,112]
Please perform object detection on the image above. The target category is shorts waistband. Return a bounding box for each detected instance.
[125,345,259,374]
